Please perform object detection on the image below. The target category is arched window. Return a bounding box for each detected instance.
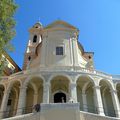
[28,56,31,61]
[33,35,37,43]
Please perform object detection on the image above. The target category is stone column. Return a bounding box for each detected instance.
[110,90,120,117]
[16,86,27,116]
[70,83,77,103]
[93,86,105,116]
[82,92,88,112]
[0,89,10,119]
[43,83,50,103]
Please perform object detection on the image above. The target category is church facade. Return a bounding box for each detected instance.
[0,20,120,119]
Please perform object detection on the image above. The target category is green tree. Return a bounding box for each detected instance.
[0,0,17,74]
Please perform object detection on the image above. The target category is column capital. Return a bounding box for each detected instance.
[82,93,86,96]
[34,92,38,95]
[93,85,101,89]
[70,82,76,87]
[44,82,50,87]
[110,89,117,94]
[4,89,10,95]
[19,86,27,90]
[82,90,86,94]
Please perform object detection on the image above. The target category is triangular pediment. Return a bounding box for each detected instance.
[44,20,77,30]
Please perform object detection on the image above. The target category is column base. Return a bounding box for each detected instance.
[115,113,120,118]
[98,112,105,116]
[16,109,23,116]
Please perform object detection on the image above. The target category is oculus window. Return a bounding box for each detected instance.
[56,46,63,55]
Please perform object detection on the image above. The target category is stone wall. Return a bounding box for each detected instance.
[80,111,120,120]
[2,103,120,120]
[3,111,120,120]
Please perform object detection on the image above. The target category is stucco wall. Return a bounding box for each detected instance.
[27,22,90,69]
[3,110,120,120]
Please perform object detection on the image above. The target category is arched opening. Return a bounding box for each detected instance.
[76,79,83,110]
[54,92,66,103]
[25,77,43,114]
[86,82,95,113]
[0,85,5,109]
[77,76,96,113]
[33,35,37,43]
[116,83,120,105]
[25,85,34,113]
[51,76,70,103]
[5,81,20,118]
[99,80,115,117]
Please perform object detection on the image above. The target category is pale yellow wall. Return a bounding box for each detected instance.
[41,31,73,66]
[28,23,92,69]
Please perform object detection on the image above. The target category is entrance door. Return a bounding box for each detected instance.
[54,92,66,103]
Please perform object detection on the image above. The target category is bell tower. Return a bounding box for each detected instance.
[23,22,43,70]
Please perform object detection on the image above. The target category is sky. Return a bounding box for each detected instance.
[9,0,120,75]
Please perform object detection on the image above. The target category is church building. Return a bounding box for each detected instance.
[0,20,120,120]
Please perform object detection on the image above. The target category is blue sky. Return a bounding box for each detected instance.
[10,0,120,74]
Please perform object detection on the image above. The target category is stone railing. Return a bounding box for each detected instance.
[80,111,119,120]
[74,66,112,79]
[0,66,113,81]
[24,66,112,79]
[112,75,120,81]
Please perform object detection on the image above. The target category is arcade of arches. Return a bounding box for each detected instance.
[0,75,120,118]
